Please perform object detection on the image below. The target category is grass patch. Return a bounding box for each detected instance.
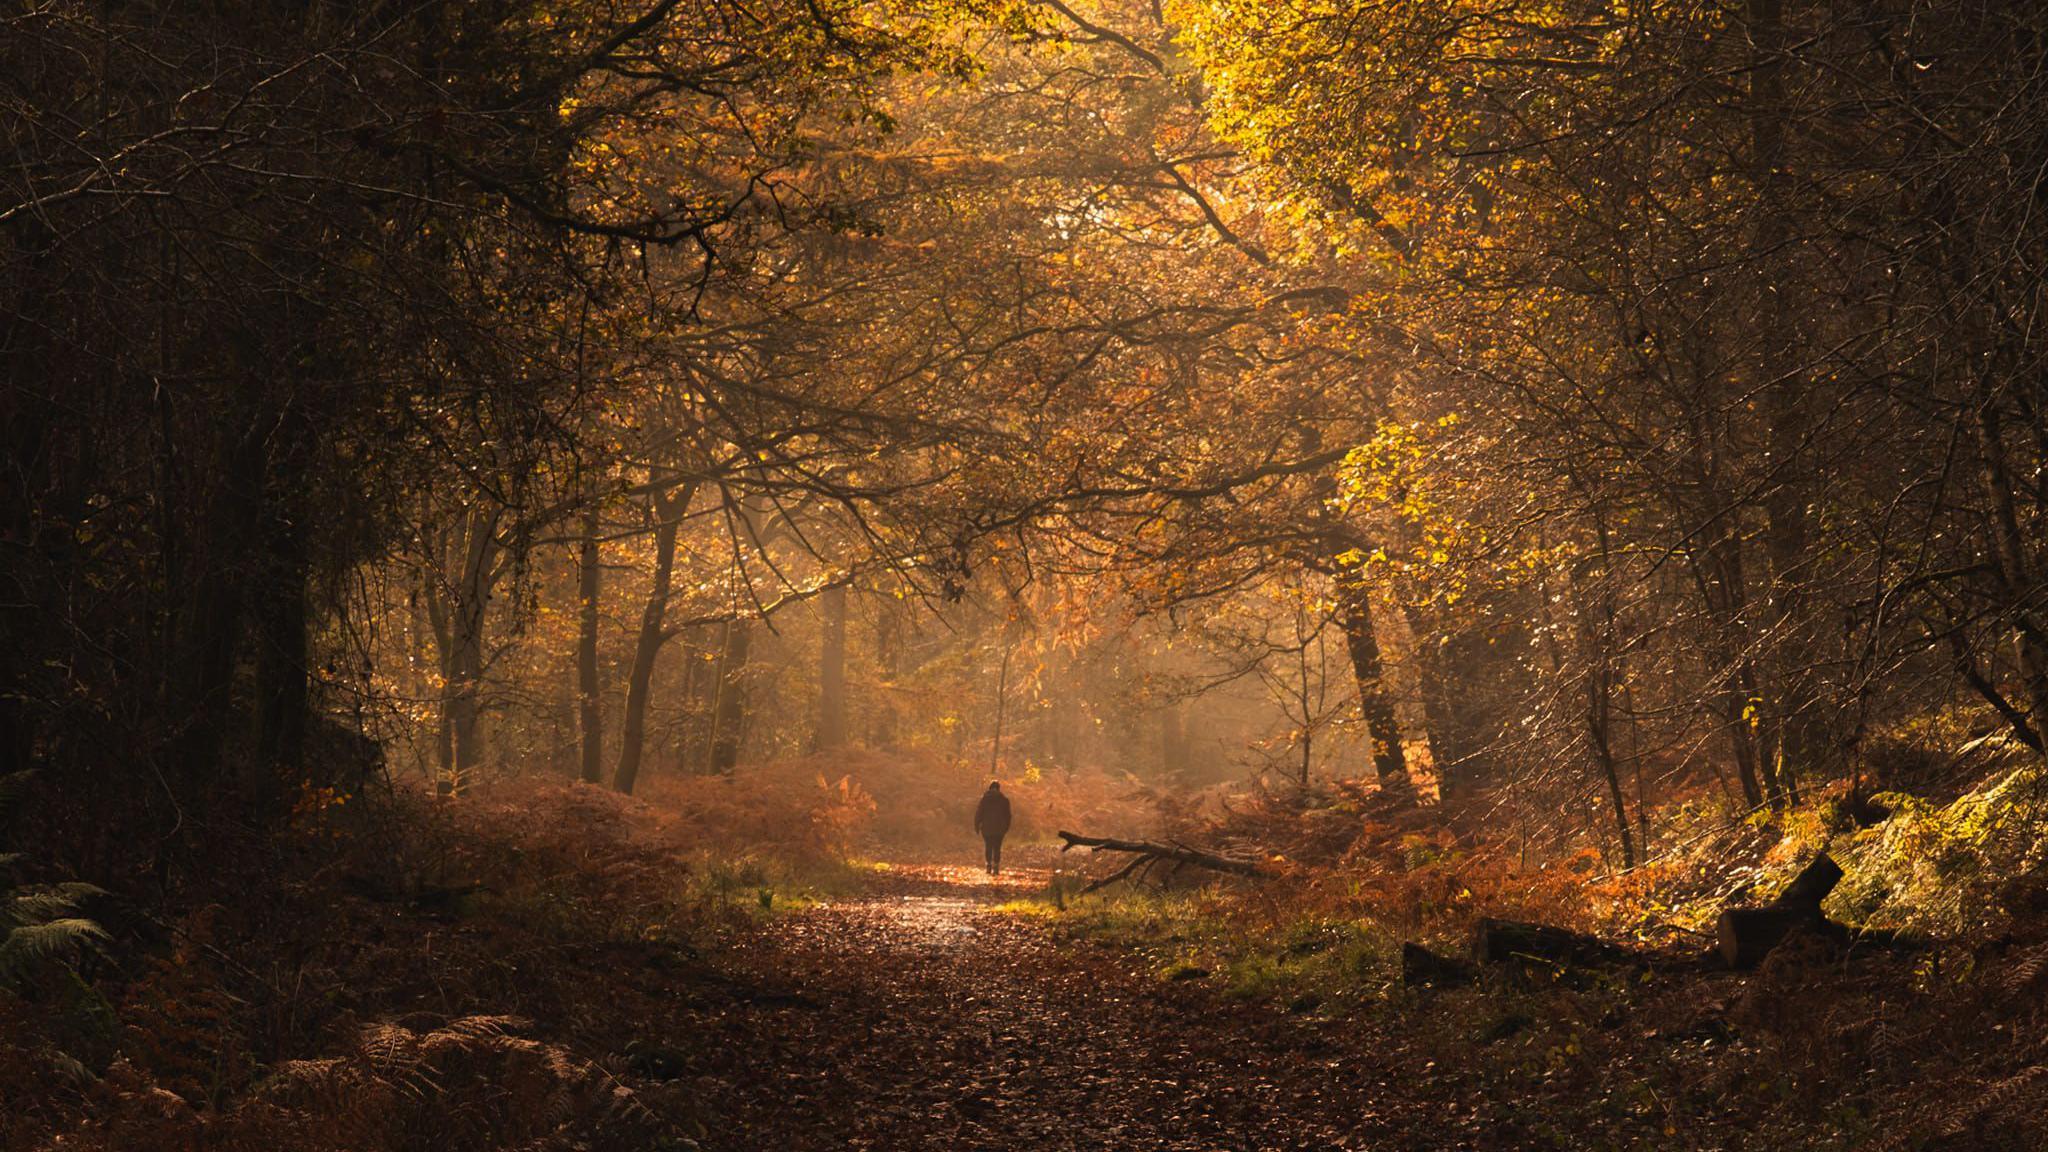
[1030,887,1399,1011]
[989,898,1063,917]
[681,851,884,919]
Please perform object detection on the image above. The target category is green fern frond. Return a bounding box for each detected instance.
[0,917,109,984]
[0,770,107,990]
[4,894,77,926]
[4,885,100,928]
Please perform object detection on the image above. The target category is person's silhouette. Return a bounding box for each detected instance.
[973,781,1012,876]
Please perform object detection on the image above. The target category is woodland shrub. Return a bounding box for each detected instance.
[5,777,716,1151]
[1833,761,2048,938]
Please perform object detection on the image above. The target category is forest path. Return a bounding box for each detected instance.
[686,848,1412,1151]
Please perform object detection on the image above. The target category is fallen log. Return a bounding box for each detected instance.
[1716,907,1850,968]
[1401,942,1475,987]
[1470,917,1636,967]
[1715,852,1847,969]
[1055,830,1267,892]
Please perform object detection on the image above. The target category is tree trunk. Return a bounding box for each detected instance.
[1400,942,1475,987]
[1056,830,1268,889]
[710,618,752,774]
[1976,400,2048,746]
[423,569,454,779]
[577,500,604,784]
[437,505,499,796]
[1573,531,1635,870]
[679,625,715,773]
[1400,600,1469,796]
[815,582,848,751]
[446,645,484,793]
[1750,0,1817,803]
[1046,663,1083,775]
[1589,650,1635,869]
[254,479,308,805]
[1162,701,1190,778]
[1336,578,1409,793]
[1716,853,1846,967]
[1721,684,1766,808]
[1385,512,1475,793]
[614,484,690,795]
[171,411,269,788]
[1704,518,1775,809]
[989,617,1014,777]
[872,599,902,748]
[1301,429,1410,794]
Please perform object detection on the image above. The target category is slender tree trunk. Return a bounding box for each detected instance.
[681,625,716,773]
[1294,596,1315,785]
[1750,0,1815,803]
[447,645,484,792]
[437,505,499,796]
[1705,517,1775,809]
[1162,700,1189,778]
[614,484,690,795]
[710,618,752,774]
[577,500,604,784]
[1041,648,1079,773]
[422,567,454,780]
[253,360,317,812]
[816,582,848,751]
[1384,513,1473,793]
[1571,556,1635,870]
[989,618,1013,778]
[1976,399,2048,738]
[254,479,308,804]
[872,599,901,748]
[1303,429,1411,796]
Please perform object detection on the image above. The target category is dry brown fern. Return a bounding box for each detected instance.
[1995,939,2048,999]
[1926,1065,2048,1151]
[221,1013,676,1152]
[1867,1065,2048,1152]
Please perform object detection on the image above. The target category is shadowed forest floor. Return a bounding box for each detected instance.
[654,851,2048,1152]
[13,786,2048,1151]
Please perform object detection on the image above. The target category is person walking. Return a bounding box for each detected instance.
[973,780,1012,876]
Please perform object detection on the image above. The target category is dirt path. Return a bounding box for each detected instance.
[684,853,1414,1151]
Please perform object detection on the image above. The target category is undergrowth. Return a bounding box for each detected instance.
[1,781,731,1151]
[0,750,1149,1152]
[1044,889,1395,1012]
[1000,751,2048,1150]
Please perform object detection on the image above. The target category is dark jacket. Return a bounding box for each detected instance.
[974,789,1012,839]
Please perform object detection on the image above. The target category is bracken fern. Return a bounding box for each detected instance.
[0,771,106,992]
